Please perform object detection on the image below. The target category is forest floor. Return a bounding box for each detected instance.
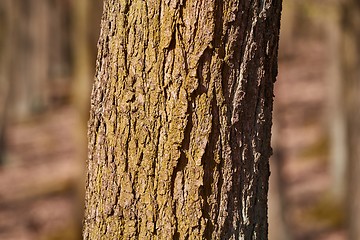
[0,108,83,240]
[0,31,347,240]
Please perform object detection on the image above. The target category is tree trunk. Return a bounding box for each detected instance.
[278,0,295,59]
[0,0,10,164]
[83,1,282,239]
[71,0,92,120]
[71,0,102,234]
[325,3,346,202]
[343,1,360,239]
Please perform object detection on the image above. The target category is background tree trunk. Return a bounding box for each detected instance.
[327,7,347,202]
[0,0,10,164]
[278,0,296,59]
[71,0,103,233]
[84,1,282,239]
[343,1,360,239]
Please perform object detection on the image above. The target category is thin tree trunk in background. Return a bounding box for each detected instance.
[278,0,296,59]
[48,0,72,105]
[269,123,291,240]
[84,1,282,239]
[0,0,10,163]
[9,0,30,119]
[7,0,51,120]
[32,0,50,112]
[89,0,103,64]
[326,4,347,202]
[71,0,98,236]
[6,0,73,121]
[72,0,92,120]
[268,2,295,238]
[71,0,92,164]
[343,1,360,239]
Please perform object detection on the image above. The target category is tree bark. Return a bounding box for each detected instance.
[84,0,282,239]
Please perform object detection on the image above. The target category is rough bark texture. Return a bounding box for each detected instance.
[84,0,282,239]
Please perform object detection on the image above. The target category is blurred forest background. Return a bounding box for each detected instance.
[0,0,359,240]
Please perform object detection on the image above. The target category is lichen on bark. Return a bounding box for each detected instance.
[83,0,282,239]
